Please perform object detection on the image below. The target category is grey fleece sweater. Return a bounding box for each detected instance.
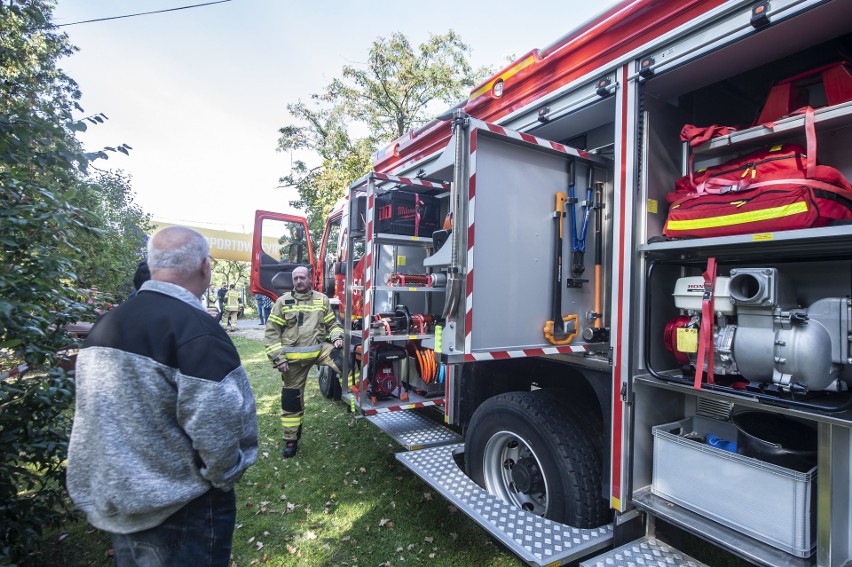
[66,280,258,534]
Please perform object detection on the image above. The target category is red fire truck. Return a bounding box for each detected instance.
[252,1,852,564]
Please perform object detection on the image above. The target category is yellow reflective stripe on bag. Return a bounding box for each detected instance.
[665,201,808,231]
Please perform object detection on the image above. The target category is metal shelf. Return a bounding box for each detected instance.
[632,487,813,567]
[373,285,445,292]
[633,374,852,427]
[640,225,852,260]
[373,233,434,246]
[693,101,852,156]
[371,333,433,342]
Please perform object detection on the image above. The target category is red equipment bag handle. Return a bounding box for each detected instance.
[688,107,817,194]
[693,257,717,390]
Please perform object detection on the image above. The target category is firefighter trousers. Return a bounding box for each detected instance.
[280,343,342,441]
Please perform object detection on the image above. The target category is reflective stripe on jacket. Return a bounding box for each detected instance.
[264,290,342,366]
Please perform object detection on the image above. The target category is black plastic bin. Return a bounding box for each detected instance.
[375,191,440,237]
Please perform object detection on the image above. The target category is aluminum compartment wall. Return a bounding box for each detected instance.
[469,135,596,352]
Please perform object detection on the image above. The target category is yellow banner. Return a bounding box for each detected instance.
[150,221,276,262]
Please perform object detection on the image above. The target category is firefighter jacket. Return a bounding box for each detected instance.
[264,289,343,367]
[225,289,241,311]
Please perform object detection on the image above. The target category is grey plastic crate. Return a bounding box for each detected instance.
[652,416,815,557]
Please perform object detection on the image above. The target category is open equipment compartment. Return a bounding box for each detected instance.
[633,13,852,566]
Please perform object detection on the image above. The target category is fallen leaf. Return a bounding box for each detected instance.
[341,535,351,542]
[423,492,432,501]
[246,502,254,508]
[306,531,318,540]
[450,532,458,540]
[359,467,366,473]
[429,552,436,559]
[447,505,458,514]
[255,541,264,551]
[424,536,434,543]
[379,518,394,528]
[287,544,298,554]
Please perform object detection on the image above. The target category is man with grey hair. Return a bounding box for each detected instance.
[67,226,258,566]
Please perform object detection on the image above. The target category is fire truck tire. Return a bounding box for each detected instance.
[547,388,606,467]
[465,391,607,528]
[318,367,341,400]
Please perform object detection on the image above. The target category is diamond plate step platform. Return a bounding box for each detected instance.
[580,536,708,567]
[366,410,462,450]
[397,443,613,566]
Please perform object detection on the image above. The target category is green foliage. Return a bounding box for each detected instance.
[0,2,145,563]
[72,170,151,299]
[331,30,490,140]
[278,96,374,254]
[212,260,249,288]
[278,31,490,257]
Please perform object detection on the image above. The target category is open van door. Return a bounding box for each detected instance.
[250,210,314,301]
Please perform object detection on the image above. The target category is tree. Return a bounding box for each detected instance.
[73,170,152,300]
[278,95,374,253]
[0,2,141,562]
[278,31,490,256]
[212,260,249,289]
[331,30,489,140]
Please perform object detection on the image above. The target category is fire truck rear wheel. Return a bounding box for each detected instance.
[317,367,341,400]
[465,391,607,528]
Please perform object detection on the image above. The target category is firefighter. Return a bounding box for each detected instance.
[223,284,242,331]
[264,265,343,458]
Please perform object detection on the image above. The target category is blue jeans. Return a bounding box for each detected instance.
[111,488,236,567]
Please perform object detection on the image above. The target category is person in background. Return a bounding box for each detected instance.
[224,284,242,332]
[66,225,258,567]
[256,293,272,326]
[264,265,343,458]
[215,281,228,324]
[126,259,151,300]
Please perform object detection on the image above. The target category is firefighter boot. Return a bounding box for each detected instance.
[283,439,298,458]
[281,387,304,458]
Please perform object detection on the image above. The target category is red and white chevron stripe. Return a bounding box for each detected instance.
[372,172,449,189]
[483,123,593,160]
[464,345,589,362]
[362,399,446,416]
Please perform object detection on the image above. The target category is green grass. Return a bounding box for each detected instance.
[40,336,524,567]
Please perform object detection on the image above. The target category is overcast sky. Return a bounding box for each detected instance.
[53,0,622,234]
